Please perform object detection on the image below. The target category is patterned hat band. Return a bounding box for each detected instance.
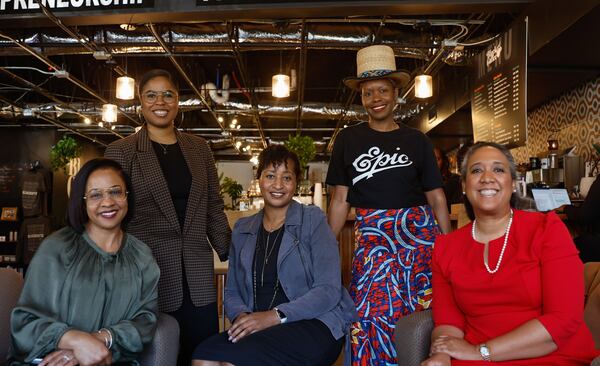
[358,69,394,78]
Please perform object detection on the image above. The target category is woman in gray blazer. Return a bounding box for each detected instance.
[192,145,356,366]
[104,69,230,365]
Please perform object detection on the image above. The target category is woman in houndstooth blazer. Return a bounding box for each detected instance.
[105,69,231,365]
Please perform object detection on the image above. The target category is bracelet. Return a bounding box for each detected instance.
[97,328,113,350]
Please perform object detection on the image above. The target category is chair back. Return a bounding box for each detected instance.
[584,262,600,349]
[394,309,433,366]
[138,313,180,366]
[0,268,24,361]
[451,204,471,229]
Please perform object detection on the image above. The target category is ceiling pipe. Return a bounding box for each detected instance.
[227,22,267,149]
[295,20,308,134]
[0,95,107,146]
[0,32,141,127]
[0,23,437,58]
[0,67,124,139]
[33,0,129,78]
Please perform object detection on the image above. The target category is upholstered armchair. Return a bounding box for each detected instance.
[0,268,179,366]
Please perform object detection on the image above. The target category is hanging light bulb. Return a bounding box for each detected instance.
[116,76,135,100]
[414,74,433,98]
[102,103,118,123]
[235,141,242,149]
[83,117,91,124]
[272,74,290,98]
[217,116,224,123]
[249,155,259,165]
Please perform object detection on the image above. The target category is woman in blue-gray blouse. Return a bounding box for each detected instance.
[10,158,159,366]
[192,145,356,366]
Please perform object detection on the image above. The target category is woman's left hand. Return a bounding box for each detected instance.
[39,349,78,366]
[430,335,480,361]
[227,310,280,343]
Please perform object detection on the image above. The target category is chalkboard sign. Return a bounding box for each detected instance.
[471,18,528,148]
[0,164,23,201]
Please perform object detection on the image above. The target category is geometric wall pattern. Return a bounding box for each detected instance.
[511,76,600,164]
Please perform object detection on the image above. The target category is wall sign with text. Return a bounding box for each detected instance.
[470,17,528,148]
[0,0,153,14]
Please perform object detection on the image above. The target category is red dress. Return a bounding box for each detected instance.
[433,210,599,365]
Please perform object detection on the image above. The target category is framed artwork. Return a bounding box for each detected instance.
[1,207,18,221]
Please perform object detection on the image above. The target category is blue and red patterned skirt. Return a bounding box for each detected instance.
[349,205,441,366]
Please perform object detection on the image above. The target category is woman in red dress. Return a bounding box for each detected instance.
[422,142,599,365]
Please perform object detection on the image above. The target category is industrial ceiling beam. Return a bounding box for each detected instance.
[227,22,267,149]
[0,32,141,127]
[294,20,308,135]
[0,95,107,146]
[0,67,124,139]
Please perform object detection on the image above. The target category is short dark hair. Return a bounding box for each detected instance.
[138,69,179,97]
[459,141,518,220]
[67,158,135,234]
[256,144,301,180]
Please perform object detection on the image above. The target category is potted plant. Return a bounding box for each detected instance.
[284,134,316,179]
[220,176,244,209]
[50,135,82,174]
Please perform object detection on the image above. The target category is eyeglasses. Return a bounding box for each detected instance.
[84,187,128,203]
[141,90,177,104]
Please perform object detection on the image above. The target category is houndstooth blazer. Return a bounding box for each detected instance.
[105,126,231,312]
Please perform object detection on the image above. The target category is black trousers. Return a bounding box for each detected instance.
[167,274,219,366]
[192,319,344,366]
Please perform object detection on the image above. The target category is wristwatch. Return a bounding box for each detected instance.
[273,307,288,324]
[478,344,491,361]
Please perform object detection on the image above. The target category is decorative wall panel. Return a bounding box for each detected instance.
[511,77,599,163]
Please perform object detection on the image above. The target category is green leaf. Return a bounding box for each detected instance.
[284,134,316,173]
[49,135,82,174]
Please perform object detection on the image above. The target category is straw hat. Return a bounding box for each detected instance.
[344,45,410,91]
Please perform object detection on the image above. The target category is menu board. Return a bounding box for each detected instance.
[471,18,528,148]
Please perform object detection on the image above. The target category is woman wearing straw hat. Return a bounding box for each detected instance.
[326,44,451,365]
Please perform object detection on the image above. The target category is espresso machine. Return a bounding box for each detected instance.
[528,147,582,193]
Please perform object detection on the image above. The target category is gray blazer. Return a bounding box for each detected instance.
[225,201,357,340]
[105,126,231,312]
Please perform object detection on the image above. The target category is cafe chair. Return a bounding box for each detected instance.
[138,312,180,366]
[584,262,600,366]
[0,268,24,361]
[0,267,178,365]
[394,309,433,366]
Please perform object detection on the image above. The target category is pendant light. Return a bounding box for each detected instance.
[116,76,135,100]
[102,103,118,123]
[272,51,290,98]
[272,74,290,98]
[414,74,433,99]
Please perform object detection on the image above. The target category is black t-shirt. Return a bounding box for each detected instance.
[152,141,192,229]
[326,122,443,209]
[21,170,47,217]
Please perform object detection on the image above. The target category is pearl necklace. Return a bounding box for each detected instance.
[471,210,513,274]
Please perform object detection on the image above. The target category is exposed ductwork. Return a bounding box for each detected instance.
[0,23,439,58]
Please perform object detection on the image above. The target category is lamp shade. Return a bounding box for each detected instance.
[272,74,290,98]
[102,103,118,123]
[116,76,135,100]
[414,74,433,98]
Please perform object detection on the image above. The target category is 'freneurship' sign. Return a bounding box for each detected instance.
[0,0,152,14]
